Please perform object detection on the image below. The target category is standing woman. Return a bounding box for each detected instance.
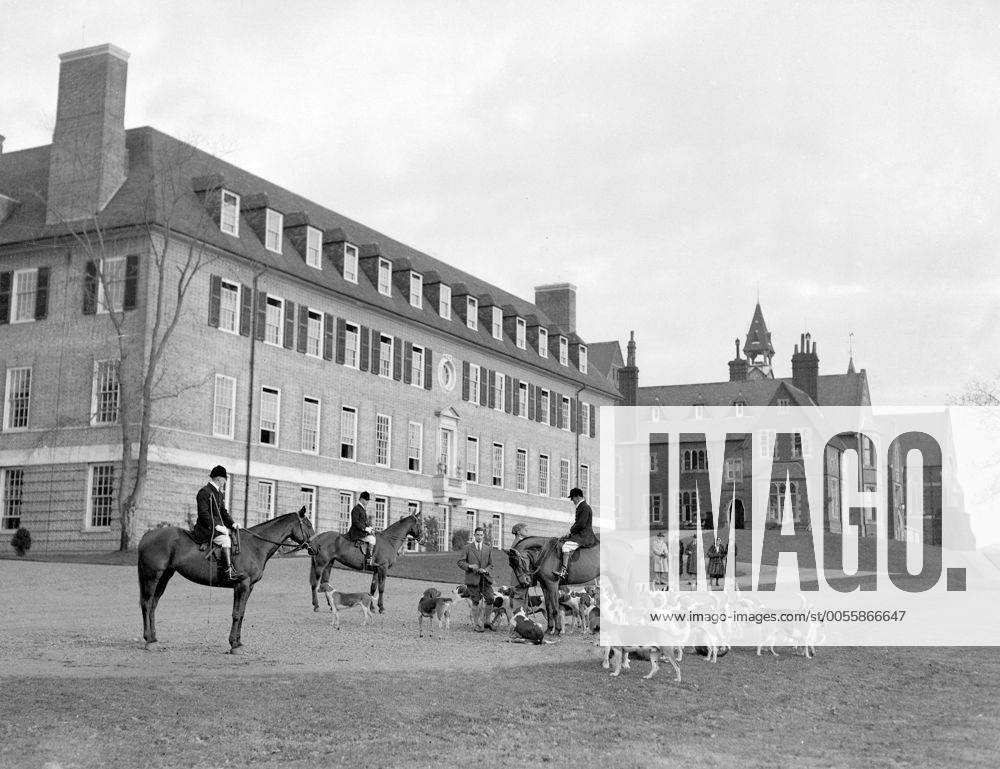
[707,536,728,587]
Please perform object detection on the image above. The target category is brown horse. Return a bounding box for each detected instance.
[137,507,315,653]
[309,513,423,613]
[507,535,600,635]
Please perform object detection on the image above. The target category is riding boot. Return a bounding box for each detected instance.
[221,547,245,581]
[363,544,374,569]
[552,551,571,580]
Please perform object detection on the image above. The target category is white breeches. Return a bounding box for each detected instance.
[561,541,580,554]
[361,534,377,545]
[212,525,232,548]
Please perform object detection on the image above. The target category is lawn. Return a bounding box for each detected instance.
[0,554,997,768]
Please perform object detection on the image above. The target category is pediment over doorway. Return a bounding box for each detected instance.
[435,405,461,421]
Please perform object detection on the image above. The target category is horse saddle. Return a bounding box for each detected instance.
[557,535,599,563]
[181,528,240,556]
[181,529,211,551]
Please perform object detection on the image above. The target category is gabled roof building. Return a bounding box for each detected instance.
[0,44,618,552]
[622,303,881,536]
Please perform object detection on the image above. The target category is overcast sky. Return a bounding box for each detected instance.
[3,1,999,405]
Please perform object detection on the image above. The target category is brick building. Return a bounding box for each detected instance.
[620,302,886,536]
[0,44,619,553]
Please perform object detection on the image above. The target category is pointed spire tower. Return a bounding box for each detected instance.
[742,302,775,380]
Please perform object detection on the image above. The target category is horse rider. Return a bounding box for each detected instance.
[193,465,244,581]
[553,487,598,580]
[347,491,377,568]
[458,525,495,632]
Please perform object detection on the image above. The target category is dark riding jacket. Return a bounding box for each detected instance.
[346,503,372,541]
[567,501,598,547]
[192,483,235,543]
[458,541,494,588]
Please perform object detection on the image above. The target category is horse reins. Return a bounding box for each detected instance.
[244,516,316,555]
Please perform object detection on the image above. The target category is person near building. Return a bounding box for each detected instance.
[192,465,243,581]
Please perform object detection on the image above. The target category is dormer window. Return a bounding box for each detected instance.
[265,210,283,253]
[466,296,478,331]
[733,400,746,417]
[694,404,704,420]
[377,258,392,296]
[491,307,503,340]
[559,336,568,366]
[409,273,423,308]
[220,190,240,236]
[343,243,358,282]
[305,227,322,269]
[439,284,452,320]
[516,318,526,349]
[538,327,548,358]
[579,345,588,374]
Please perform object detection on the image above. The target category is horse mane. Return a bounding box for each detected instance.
[383,514,417,535]
[511,536,561,572]
[247,508,306,532]
[511,535,552,552]
[539,537,562,563]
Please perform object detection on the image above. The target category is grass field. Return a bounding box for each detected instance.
[1,548,998,768]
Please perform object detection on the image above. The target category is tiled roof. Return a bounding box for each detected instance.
[587,341,624,381]
[816,371,871,406]
[638,369,870,407]
[0,127,619,398]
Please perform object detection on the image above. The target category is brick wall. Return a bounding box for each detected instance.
[2,233,611,552]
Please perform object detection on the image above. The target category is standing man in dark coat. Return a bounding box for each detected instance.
[457,525,495,632]
[193,465,244,581]
[346,491,376,568]
[553,487,598,580]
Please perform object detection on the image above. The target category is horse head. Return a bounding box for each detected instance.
[294,506,317,555]
[407,513,425,546]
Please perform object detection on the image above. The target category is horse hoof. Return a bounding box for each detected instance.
[379,607,385,615]
[143,641,160,651]
[228,644,243,655]
[313,606,320,613]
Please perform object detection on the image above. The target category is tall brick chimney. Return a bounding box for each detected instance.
[534,283,576,334]
[46,44,130,225]
[791,332,820,404]
[728,337,748,382]
[620,330,639,406]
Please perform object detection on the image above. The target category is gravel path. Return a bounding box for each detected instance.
[0,557,597,679]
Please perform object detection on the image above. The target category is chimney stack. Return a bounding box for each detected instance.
[46,44,130,224]
[791,332,820,404]
[534,283,576,334]
[728,337,748,382]
[620,330,639,405]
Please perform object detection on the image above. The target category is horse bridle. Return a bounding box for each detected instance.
[245,515,317,556]
[510,548,538,589]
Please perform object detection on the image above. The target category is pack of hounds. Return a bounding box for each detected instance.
[317,579,823,683]
[600,583,826,682]
[319,579,598,642]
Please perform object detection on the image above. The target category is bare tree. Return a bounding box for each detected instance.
[949,377,1000,407]
[45,140,221,549]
